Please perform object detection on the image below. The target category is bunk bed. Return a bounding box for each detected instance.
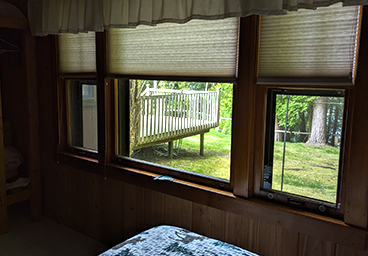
[0,1,41,234]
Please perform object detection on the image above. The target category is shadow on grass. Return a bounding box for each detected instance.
[131,143,230,180]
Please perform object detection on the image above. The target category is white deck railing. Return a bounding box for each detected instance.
[134,87,221,149]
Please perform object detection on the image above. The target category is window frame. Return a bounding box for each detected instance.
[58,78,99,159]
[113,78,233,191]
[252,85,352,218]
[258,87,349,217]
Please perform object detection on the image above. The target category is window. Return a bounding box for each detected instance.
[58,19,239,184]
[117,79,233,183]
[106,18,239,188]
[263,89,345,210]
[68,80,98,151]
[256,3,361,216]
[56,3,363,218]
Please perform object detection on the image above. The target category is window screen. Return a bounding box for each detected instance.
[263,88,345,204]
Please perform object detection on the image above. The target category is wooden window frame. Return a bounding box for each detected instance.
[253,86,351,218]
[250,7,362,218]
[113,78,233,191]
[58,78,99,159]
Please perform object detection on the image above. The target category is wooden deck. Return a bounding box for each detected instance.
[133,88,220,150]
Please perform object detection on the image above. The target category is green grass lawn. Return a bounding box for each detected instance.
[132,129,340,203]
[166,130,231,179]
[132,129,231,180]
[272,141,339,203]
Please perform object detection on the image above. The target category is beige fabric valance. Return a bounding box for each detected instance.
[28,0,368,36]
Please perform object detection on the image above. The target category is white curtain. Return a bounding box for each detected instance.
[28,0,367,36]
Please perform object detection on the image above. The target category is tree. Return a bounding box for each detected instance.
[306,97,328,145]
[325,96,344,147]
[130,80,146,155]
[275,95,316,143]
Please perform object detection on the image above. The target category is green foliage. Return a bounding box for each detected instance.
[276,94,316,131]
[217,83,233,119]
[275,93,344,146]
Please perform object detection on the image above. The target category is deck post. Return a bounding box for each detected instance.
[200,133,204,156]
[168,141,174,158]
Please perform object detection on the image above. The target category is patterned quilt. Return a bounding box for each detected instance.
[99,225,258,256]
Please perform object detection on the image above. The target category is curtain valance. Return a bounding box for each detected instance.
[28,0,368,36]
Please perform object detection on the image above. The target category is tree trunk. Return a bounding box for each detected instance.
[307,102,314,141]
[299,111,307,142]
[307,97,328,145]
[332,105,340,147]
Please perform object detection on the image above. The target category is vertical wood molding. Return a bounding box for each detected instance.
[252,86,267,193]
[344,5,368,229]
[231,16,259,197]
[96,32,107,163]
[0,79,8,234]
[24,29,42,222]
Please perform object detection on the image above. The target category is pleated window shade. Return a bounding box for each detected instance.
[107,18,239,78]
[59,32,96,74]
[258,4,361,85]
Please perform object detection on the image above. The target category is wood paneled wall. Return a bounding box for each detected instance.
[41,164,366,256]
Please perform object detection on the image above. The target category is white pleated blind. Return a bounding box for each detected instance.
[258,4,361,84]
[59,32,96,74]
[107,18,239,78]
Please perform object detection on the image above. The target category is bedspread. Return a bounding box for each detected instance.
[99,225,258,256]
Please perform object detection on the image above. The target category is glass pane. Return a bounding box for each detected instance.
[264,90,344,203]
[69,81,98,151]
[118,80,232,181]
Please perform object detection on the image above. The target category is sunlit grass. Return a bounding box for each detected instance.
[156,129,231,180]
[272,141,339,203]
[132,131,341,203]
[132,129,231,180]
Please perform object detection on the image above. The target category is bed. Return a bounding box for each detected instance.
[99,225,258,256]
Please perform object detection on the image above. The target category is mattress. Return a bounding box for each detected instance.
[99,225,258,256]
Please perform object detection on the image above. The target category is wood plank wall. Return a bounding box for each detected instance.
[41,164,367,256]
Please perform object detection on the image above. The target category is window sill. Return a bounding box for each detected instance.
[58,152,367,251]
